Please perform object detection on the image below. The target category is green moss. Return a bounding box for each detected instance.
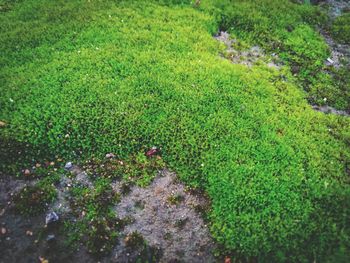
[331,13,350,44]
[308,70,350,109]
[66,177,121,255]
[124,231,145,248]
[202,0,350,110]
[124,231,163,262]
[1,0,350,261]
[83,151,164,186]
[280,25,329,78]
[167,193,185,205]
[13,182,57,215]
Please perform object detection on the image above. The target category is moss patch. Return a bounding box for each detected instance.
[1,0,350,261]
[331,13,350,44]
[13,182,57,215]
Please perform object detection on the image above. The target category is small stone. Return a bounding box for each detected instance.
[64,162,73,170]
[35,163,41,168]
[24,169,31,176]
[327,58,334,64]
[0,121,6,127]
[1,227,6,235]
[45,211,59,225]
[46,234,55,242]
[0,208,5,216]
[49,161,55,166]
[105,153,116,159]
[26,230,33,236]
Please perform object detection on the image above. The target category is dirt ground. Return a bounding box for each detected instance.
[0,168,214,263]
[112,170,214,263]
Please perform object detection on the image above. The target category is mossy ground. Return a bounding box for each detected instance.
[331,12,350,44]
[1,0,350,262]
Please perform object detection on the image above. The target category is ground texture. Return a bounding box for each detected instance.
[1,0,350,262]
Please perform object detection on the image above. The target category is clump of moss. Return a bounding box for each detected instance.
[83,151,164,187]
[83,158,125,180]
[167,193,184,205]
[204,0,350,110]
[124,231,163,261]
[124,231,145,248]
[65,177,121,255]
[174,218,188,229]
[122,151,165,187]
[13,182,57,215]
[63,152,164,255]
[0,137,54,177]
[308,69,350,110]
[331,13,350,44]
[120,182,133,195]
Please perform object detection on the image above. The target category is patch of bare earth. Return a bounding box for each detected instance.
[313,0,350,116]
[319,0,350,69]
[1,165,215,262]
[112,170,215,263]
[214,31,282,69]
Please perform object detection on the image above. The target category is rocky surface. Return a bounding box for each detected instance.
[312,105,349,116]
[322,28,350,69]
[319,0,350,68]
[320,0,349,19]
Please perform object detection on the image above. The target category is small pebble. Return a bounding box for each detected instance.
[105,153,116,159]
[64,162,73,170]
[326,57,334,64]
[45,211,59,225]
[46,234,55,242]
